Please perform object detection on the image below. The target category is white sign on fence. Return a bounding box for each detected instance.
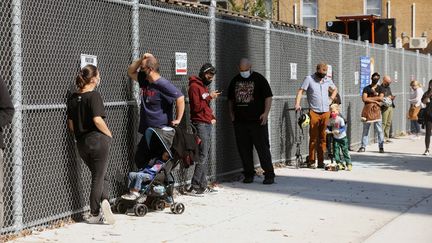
[354,71,359,85]
[80,54,97,69]
[394,71,398,82]
[175,52,187,75]
[327,65,333,79]
[290,63,297,80]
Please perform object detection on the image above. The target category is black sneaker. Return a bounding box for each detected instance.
[186,187,204,197]
[357,147,365,152]
[243,177,254,183]
[263,177,274,185]
[379,148,384,153]
[317,163,325,169]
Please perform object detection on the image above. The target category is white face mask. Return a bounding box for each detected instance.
[240,70,251,79]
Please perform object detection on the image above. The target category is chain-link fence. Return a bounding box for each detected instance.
[1,0,431,236]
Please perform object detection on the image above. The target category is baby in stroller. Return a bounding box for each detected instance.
[113,127,185,216]
[121,151,170,201]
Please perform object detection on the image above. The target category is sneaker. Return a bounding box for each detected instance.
[379,148,384,153]
[346,164,353,171]
[186,187,205,197]
[101,199,115,225]
[317,163,325,169]
[307,162,316,169]
[263,177,274,185]
[423,150,429,155]
[121,192,139,201]
[204,187,218,193]
[85,213,104,224]
[357,147,365,152]
[337,163,345,170]
[243,177,254,183]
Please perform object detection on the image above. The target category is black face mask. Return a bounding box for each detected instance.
[315,72,326,79]
[203,79,212,86]
[371,78,379,84]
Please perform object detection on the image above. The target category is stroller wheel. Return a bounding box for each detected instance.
[152,199,165,211]
[116,201,128,214]
[134,204,148,217]
[172,203,185,214]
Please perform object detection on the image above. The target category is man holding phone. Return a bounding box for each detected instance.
[187,63,220,195]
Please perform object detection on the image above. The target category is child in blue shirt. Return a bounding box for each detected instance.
[122,151,170,200]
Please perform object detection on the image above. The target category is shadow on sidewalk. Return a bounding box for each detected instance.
[351,151,432,174]
[224,174,432,216]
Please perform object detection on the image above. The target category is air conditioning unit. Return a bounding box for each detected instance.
[395,37,403,49]
[409,37,428,49]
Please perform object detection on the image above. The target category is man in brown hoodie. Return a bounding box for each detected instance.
[187,63,220,195]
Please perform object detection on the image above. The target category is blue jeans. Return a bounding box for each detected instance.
[410,120,420,134]
[361,121,384,149]
[191,122,212,190]
[128,171,152,191]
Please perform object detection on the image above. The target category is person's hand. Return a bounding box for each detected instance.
[391,95,396,100]
[332,130,340,135]
[210,90,221,99]
[211,119,216,125]
[171,119,181,126]
[142,53,154,60]
[259,113,268,125]
[295,104,301,111]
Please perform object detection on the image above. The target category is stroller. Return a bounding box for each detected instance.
[113,127,185,217]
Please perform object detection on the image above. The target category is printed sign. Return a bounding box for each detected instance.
[394,71,398,82]
[327,65,333,79]
[80,54,97,69]
[360,56,371,96]
[354,71,359,85]
[290,63,297,80]
[175,52,187,75]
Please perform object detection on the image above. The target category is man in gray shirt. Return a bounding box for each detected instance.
[295,63,338,168]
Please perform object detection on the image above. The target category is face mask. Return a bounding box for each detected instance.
[330,112,337,119]
[203,79,212,86]
[240,70,251,79]
[315,72,326,79]
[96,78,101,87]
[371,78,379,84]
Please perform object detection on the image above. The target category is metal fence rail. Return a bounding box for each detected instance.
[1,0,431,235]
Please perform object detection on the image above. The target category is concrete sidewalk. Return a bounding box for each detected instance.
[10,136,432,243]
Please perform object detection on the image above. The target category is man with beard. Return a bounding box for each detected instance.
[187,63,220,195]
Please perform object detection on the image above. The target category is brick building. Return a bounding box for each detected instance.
[274,0,432,53]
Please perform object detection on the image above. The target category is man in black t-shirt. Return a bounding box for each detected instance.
[228,58,274,184]
[358,72,385,153]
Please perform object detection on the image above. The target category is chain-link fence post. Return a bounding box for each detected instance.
[265,20,272,150]
[131,0,140,103]
[365,40,370,57]
[11,0,23,233]
[209,0,216,181]
[384,44,388,75]
[428,54,431,79]
[307,28,312,74]
[402,48,407,132]
[416,50,420,81]
[338,34,344,110]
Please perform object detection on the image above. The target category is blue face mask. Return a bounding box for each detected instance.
[240,70,251,79]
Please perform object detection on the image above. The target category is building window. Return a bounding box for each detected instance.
[365,0,382,16]
[302,0,317,29]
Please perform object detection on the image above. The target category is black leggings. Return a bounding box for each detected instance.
[425,120,432,151]
[77,132,111,215]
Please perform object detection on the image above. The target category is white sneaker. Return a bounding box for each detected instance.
[85,213,104,224]
[121,192,139,201]
[101,199,115,225]
[423,150,430,156]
